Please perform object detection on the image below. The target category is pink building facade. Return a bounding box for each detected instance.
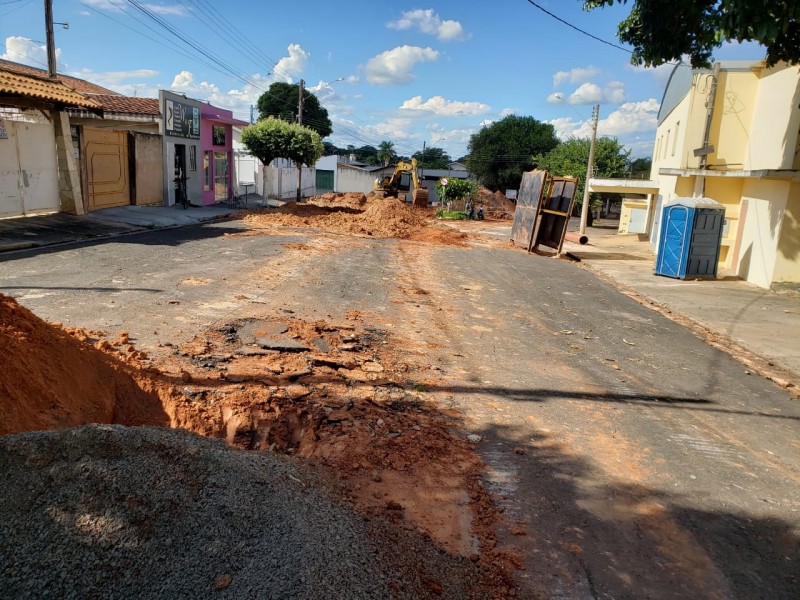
[199,105,247,205]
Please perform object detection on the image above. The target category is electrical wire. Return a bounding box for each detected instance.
[524,0,632,54]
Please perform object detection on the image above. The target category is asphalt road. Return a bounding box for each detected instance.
[1,221,798,599]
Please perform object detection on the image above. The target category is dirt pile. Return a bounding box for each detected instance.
[0,294,167,435]
[242,194,468,245]
[477,187,516,219]
[309,191,368,209]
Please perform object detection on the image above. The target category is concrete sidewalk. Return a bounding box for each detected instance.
[0,195,279,253]
[560,221,800,381]
[457,217,800,386]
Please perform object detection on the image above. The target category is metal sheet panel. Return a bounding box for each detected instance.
[511,169,547,249]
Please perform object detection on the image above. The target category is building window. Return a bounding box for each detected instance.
[673,121,680,156]
[212,125,226,146]
[655,137,661,162]
[189,145,197,171]
[664,130,670,159]
[203,151,211,191]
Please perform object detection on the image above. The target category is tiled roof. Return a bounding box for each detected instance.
[0,68,101,110]
[0,59,117,95]
[87,94,160,116]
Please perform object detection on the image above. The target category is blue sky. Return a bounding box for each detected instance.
[2,0,765,159]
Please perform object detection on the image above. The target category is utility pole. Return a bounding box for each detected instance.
[296,79,305,202]
[44,0,57,79]
[580,104,599,235]
[421,140,426,179]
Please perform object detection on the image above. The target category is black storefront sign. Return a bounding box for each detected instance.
[165,98,200,139]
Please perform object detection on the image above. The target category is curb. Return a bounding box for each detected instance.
[0,241,40,252]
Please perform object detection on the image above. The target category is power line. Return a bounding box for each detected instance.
[524,0,632,54]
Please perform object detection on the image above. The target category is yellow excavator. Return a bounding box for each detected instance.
[372,158,429,207]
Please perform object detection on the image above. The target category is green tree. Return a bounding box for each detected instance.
[584,0,800,67]
[412,146,451,169]
[240,117,324,168]
[435,178,477,204]
[256,82,333,138]
[377,141,396,166]
[466,116,559,192]
[629,157,652,179]
[533,136,631,209]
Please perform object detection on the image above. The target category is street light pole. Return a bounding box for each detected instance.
[580,104,599,235]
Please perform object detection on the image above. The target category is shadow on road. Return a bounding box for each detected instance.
[419,384,800,421]
[479,422,800,599]
[0,221,248,262]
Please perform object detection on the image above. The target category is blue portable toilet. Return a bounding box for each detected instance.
[655,197,725,279]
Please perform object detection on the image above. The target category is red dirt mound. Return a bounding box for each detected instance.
[243,195,469,245]
[0,294,168,435]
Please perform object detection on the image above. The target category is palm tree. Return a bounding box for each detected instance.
[377,141,396,166]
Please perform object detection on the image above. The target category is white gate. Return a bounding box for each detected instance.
[0,113,60,218]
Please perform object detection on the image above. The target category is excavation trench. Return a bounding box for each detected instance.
[0,293,515,595]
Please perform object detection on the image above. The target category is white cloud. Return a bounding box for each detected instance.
[547,81,626,105]
[167,44,311,119]
[568,82,604,104]
[553,66,599,87]
[626,61,676,86]
[479,119,494,127]
[605,81,625,103]
[2,36,60,69]
[387,9,469,41]
[399,95,490,116]
[67,68,159,96]
[596,99,660,136]
[365,45,439,85]
[72,68,158,85]
[82,0,188,16]
[142,2,189,16]
[499,108,517,117]
[271,43,309,82]
[355,117,416,141]
[548,98,660,140]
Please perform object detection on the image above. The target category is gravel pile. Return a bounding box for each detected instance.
[0,425,397,599]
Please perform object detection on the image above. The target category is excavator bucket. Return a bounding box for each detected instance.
[412,187,429,207]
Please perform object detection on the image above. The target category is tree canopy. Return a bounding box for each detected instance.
[412,146,451,170]
[256,82,333,138]
[240,117,324,167]
[584,0,800,67]
[466,115,559,192]
[435,178,476,204]
[533,136,631,207]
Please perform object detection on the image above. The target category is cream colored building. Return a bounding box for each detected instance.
[591,60,800,289]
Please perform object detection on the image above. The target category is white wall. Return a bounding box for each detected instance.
[337,166,377,195]
[263,164,316,199]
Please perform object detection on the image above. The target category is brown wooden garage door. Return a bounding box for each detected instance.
[83,128,130,211]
